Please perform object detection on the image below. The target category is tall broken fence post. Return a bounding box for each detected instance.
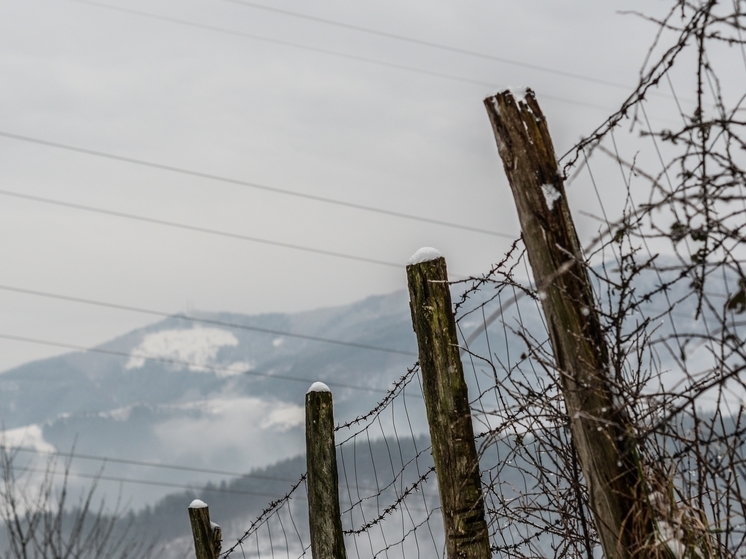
[484,89,652,559]
[406,248,491,559]
[306,382,347,559]
[188,499,221,559]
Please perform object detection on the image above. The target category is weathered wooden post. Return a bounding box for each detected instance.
[406,248,491,559]
[484,89,652,558]
[306,382,347,559]
[188,499,222,559]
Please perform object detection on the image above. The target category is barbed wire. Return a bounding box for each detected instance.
[209,3,746,558]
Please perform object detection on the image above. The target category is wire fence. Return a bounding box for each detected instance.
[215,2,746,558]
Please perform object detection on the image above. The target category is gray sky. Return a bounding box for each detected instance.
[0,0,673,371]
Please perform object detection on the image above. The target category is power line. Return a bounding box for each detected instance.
[220,0,638,92]
[5,445,295,483]
[218,1,697,107]
[0,186,406,269]
[75,470,290,498]
[15,464,294,499]
[7,445,406,497]
[0,187,480,280]
[0,130,515,240]
[0,282,417,356]
[19,462,433,508]
[0,331,391,394]
[62,0,617,114]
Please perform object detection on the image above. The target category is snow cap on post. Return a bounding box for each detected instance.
[189,499,208,509]
[408,247,443,266]
[307,381,331,394]
[509,87,530,102]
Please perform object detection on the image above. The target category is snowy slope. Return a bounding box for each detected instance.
[0,260,738,515]
[0,290,421,508]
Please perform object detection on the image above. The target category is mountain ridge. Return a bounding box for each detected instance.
[0,288,422,509]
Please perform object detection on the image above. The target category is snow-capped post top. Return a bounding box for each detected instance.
[307,381,331,394]
[188,498,221,559]
[509,87,530,103]
[407,247,443,266]
[305,377,344,557]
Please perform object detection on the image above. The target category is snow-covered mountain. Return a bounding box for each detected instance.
[0,289,423,509]
[1,260,740,558]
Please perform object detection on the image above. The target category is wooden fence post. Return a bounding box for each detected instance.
[406,248,491,559]
[188,499,221,559]
[306,382,347,559]
[484,88,652,559]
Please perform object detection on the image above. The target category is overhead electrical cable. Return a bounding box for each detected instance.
[0,187,479,280]
[0,131,515,239]
[0,332,391,394]
[15,465,293,499]
[0,187,407,269]
[7,446,396,495]
[18,464,431,508]
[63,0,616,113]
[219,0,641,92]
[0,282,417,357]
[6,445,295,483]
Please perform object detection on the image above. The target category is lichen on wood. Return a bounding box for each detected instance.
[484,88,653,559]
[306,388,347,559]
[407,256,491,559]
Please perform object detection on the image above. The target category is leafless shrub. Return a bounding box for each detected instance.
[0,446,155,559]
[463,1,746,557]
[223,3,746,558]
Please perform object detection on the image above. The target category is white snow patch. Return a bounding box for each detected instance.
[657,520,685,558]
[408,247,443,265]
[189,499,208,509]
[509,87,529,102]
[648,491,666,511]
[1,424,55,453]
[307,381,331,394]
[541,183,561,210]
[272,337,284,347]
[126,328,239,371]
[490,96,501,116]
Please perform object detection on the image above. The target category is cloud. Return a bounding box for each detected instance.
[153,397,304,468]
[1,424,55,453]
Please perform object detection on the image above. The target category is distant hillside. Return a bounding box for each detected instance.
[0,260,729,525]
[0,289,422,509]
[132,434,437,557]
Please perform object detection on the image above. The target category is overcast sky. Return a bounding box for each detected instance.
[0,0,683,371]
